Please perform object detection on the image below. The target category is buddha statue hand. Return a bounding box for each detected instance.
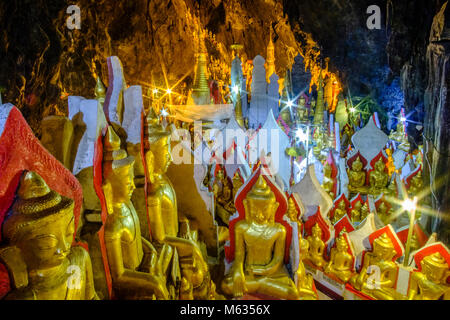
[232,269,248,297]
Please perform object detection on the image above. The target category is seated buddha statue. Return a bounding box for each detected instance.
[350,202,362,225]
[332,201,347,225]
[376,202,390,225]
[232,171,243,199]
[349,233,400,300]
[408,252,450,300]
[102,126,169,300]
[217,182,236,225]
[321,163,335,200]
[347,157,367,194]
[296,97,308,123]
[408,170,423,196]
[286,198,317,300]
[313,130,326,159]
[369,158,389,196]
[221,176,300,300]
[305,223,327,269]
[360,203,369,222]
[1,171,98,300]
[389,122,405,144]
[212,168,225,199]
[144,110,213,299]
[324,233,354,283]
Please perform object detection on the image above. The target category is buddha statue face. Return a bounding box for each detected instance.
[103,127,136,203]
[421,252,449,284]
[337,201,346,211]
[149,136,172,174]
[372,233,395,261]
[216,169,224,182]
[244,176,278,225]
[352,157,363,172]
[3,171,75,271]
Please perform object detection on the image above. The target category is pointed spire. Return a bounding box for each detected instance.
[95,76,106,107]
[190,30,210,105]
[314,70,325,125]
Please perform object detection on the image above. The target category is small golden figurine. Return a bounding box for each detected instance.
[350,201,363,225]
[350,232,401,300]
[347,157,367,194]
[369,158,389,195]
[287,198,318,300]
[1,171,98,300]
[321,162,335,200]
[305,223,327,269]
[408,252,450,300]
[324,233,354,283]
[221,176,300,300]
[232,171,243,198]
[332,201,348,225]
[408,170,423,196]
[360,202,370,222]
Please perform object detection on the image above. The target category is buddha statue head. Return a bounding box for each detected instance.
[420,252,449,284]
[336,234,349,252]
[102,126,136,206]
[2,171,75,271]
[378,202,388,215]
[353,202,362,211]
[374,158,386,173]
[216,168,224,182]
[244,175,279,225]
[312,223,323,239]
[144,108,172,175]
[372,233,396,261]
[352,157,363,172]
[337,200,346,211]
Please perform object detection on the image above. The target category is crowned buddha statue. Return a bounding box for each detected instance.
[305,223,327,269]
[389,122,406,144]
[286,198,317,299]
[101,126,169,300]
[350,202,362,225]
[369,158,389,196]
[221,176,300,300]
[144,110,213,299]
[321,163,335,200]
[324,233,354,283]
[347,157,367,194]
[332,201,347,224]
[216,182,236,225]
[0,171,98,300]
[349,233,400,300]
[408,252,450,300]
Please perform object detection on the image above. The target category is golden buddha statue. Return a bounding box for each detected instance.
[387,177,398,198]
[369,158,389,195]
[408,252,450,300]
[324,233,354,283]
[296,97,308,123]
[376,202,390,225]
[349,233,400,300]
[321,163,335,200]
[305,223,327,269]
[1,171,98,300]
[144,110,213,299]
[232,171,243,199]
[212,169,225,199]
[221,176,300,300]
[389,122,405,144]
[332,201,347,224]
[408,170,423,196]
[313,130,326,159]
[360,202,369,222]
[286,199,318,300]
[101,126,169,300]
[347,157,367,194]
[350,202,362,224]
